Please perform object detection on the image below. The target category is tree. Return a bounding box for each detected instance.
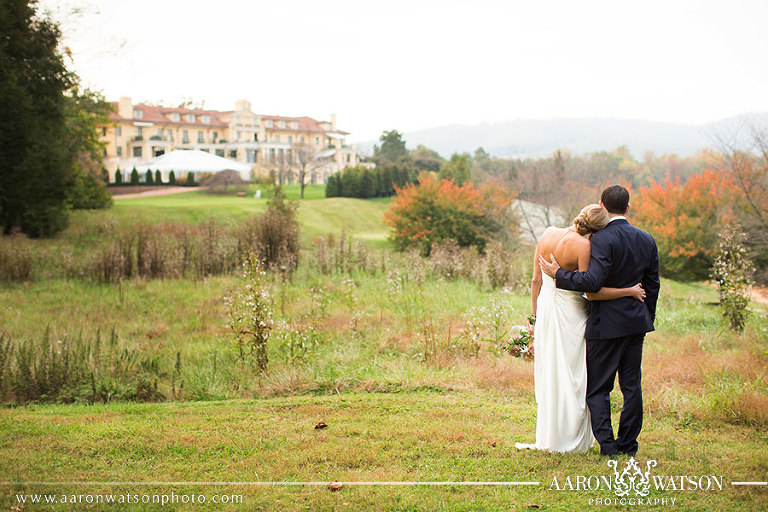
[114,168,122,185]
[632,170,724,280]
[293,142,327,199]
[439,153,471,185]
[410,144,443,172]
[325,173,341,197]
[62,86,112,210]
[145,170,153,185]
[360,169,376,198]
[168,170,176,185]
[68,168,112,209]
[155,170,162,185]
[384,173,498,255]
[514,151,570,242]
[0,0,76,236]
[373,130,408,163]
[130,167,139,185]
[185,172,195,186]
[712,124,768,282]
[340,167,362,197]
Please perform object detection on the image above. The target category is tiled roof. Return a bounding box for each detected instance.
[108,102,349,135]
[261,115,349,135]
[108,103,228,127]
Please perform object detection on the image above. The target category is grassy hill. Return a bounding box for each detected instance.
[91,184,392,248]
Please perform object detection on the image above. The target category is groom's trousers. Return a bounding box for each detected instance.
[585,334,644,456]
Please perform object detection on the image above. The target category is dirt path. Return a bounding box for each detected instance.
[752,286,768,305]
[112,186,193,199]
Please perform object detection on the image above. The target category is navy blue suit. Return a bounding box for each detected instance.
[555,218,659,455]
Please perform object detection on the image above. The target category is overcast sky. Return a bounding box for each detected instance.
[41,0,768,142]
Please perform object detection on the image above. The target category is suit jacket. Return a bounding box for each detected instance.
[555,218,660,340]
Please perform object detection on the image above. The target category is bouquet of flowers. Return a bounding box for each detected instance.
[501,324,534,361]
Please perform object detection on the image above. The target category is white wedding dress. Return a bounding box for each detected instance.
[516,274,594,453]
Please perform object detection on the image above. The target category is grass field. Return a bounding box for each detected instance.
[1,192,766,511]
[86,185,392,248]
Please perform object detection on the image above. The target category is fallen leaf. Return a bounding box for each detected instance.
[528,466,535,473]
[328,482,343,491]
[315,421,328,429]
[527,504,541,509]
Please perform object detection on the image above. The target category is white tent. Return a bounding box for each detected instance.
[134,150,252,181]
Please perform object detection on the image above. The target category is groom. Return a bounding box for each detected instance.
[540,185,660,456]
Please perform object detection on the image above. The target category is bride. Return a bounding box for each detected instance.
[516,204,645,453]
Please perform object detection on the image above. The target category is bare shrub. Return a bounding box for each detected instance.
[0,232,34,282]
[245,194,300,272]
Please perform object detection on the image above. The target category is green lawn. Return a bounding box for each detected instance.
[96,186,392,247]
[1,392,766,511]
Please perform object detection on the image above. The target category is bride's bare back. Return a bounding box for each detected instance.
[536,227,591,273]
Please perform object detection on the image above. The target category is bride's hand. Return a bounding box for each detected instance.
[629,283,645,302]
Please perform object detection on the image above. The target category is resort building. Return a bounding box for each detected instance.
[100,97,358,183]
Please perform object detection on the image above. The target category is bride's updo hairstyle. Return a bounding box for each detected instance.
[572,204,609,236]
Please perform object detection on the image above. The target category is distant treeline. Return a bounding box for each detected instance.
[325,164,419,198]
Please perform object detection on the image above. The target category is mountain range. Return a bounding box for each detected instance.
[356,113,768,159]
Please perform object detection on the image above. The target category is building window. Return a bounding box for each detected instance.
[253,133,258,142]
[278,120,286,128]
[197,131,204,143]
[215,149,224,157]
[290,121,298,129]
[213,131,218,142]
[133,147,142,157]
[265,120,273,128]
[229,149,237,159]
[136,127,143,138]
[117,147,122,157]
[315,137,319,145]
[171,113,180,122]
[182,130,189,143]
[167,129,172,139]
[117,126,122,136]
[103,148,107,157]
[274,135,280,143]
[133,109,143,119]
[288,136,293,144]
[202,115,210,124]
[101,127,107,136]
[300,136,305,143]
[269,148,275,162]
[346,154,351,163]
[186,114,196,123]
[246,149,256,163]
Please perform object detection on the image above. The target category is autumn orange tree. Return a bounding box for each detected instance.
[384,173,511,255]
[632,169,726,280]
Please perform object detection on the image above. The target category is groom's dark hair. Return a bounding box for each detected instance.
[601,185,630,214]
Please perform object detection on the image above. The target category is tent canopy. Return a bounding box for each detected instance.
[134,150,251,180]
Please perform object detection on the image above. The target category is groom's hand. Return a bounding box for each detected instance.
[539,253,560,278]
